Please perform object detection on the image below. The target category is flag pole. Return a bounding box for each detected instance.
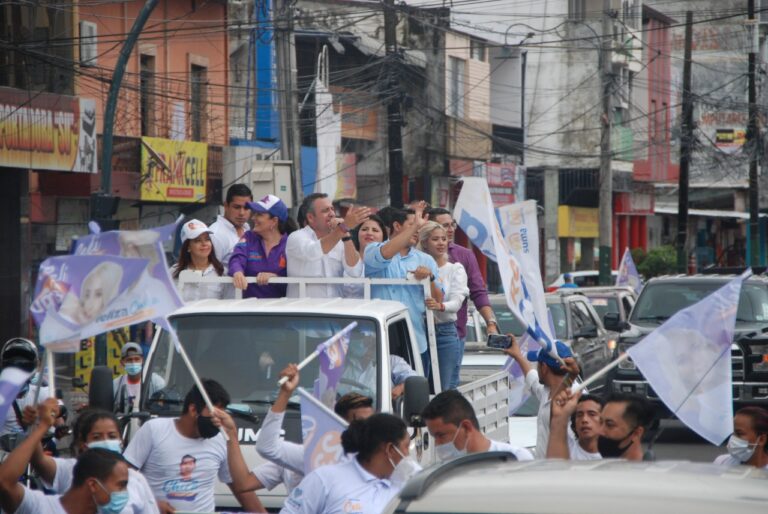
[277,322,357,386]
[571,353,630,394]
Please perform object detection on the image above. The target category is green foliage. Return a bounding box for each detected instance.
[637,245,678,279]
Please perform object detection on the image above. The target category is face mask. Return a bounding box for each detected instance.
[388,444,422,485]
[88,439,123,455]
[197,414,219,439]
[727,435,758,463]
[124,363,142,376]
[597,429,635,458]
[435,425,467,462]
[94,480,130,514]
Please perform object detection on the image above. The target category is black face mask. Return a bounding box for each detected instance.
[597,429,635,458]
[196,415,219,439]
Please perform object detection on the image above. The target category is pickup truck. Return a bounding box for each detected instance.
[610,274,768,414]
[114,275,511,510]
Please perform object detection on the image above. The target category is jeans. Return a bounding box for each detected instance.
[435,322,461,390]
[452,336,466,389]
[421,349,431,380]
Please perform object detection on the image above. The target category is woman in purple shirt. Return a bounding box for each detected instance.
[229,194,296,298]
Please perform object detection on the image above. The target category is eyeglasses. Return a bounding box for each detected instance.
[440,221,458,229]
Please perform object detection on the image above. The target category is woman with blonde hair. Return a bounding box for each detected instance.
[418,221,469,389]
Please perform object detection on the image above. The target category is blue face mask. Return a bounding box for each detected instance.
[94,480,129,514]
[87,439,123,455]
[124,363,142,376]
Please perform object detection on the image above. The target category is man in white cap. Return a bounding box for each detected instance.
[113,342,166,414]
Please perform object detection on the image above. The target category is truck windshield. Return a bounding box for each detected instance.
[588,296,619,320]
[630,281,768,324]
[142,314,380,415]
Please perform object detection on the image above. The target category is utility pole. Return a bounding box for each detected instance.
[274,0,303,208]
[384,0,404,207]
[677,12,693,274]
[598,0,613,285]
[748,0,760,266]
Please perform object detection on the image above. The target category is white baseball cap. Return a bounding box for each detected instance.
[180,219,213,243]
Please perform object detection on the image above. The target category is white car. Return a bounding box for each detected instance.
[384,456,768,514]
[547,270,618,291]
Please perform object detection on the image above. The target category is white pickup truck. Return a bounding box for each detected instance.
[120,275,511,510]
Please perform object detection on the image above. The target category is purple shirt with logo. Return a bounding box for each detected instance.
[228,232,288,298]
[448,242,491,339]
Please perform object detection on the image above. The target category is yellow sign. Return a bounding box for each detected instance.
[0,87,97,172]
[140,136,207,203]
[558,206,599,238]
[74,328,129,389]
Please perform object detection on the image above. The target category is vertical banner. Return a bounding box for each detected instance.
[297,387,348,474]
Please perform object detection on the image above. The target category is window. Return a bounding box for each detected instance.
[470,39,486,62]
[650,99,657,141]
[190,64,207,141]
[140,54,155,136]
[448,56,465,119]
[570,300,596,333]
[568,0,586,20]
[662,102,669,142]
[388,318,415,369]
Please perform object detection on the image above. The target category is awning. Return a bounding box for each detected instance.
[654,206,767,220]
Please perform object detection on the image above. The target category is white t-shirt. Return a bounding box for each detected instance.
[713,454,768,469]
[43,457,160,514]
[252,461,303,493]
[123,418,232,512]
[14,488,65,514]
[567,435,602,461]
[488,439,534,461]
[433,262,469,324]
[210,215,249,271]
[1,385,51,436]
[524,370,551,459]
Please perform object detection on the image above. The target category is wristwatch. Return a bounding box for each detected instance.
[341,236,352,242]
[487,319,499,330]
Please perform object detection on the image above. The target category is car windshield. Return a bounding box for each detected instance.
[587,296,619,320]
[630,281,768,324]
[547,303,569,340]
[490,302,527,336]
[142,314,381,415]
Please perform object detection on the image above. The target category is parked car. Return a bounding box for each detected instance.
[383,453,768,514]
[578,286,638,331]
[547,270,618,291]
[610,274,768,411]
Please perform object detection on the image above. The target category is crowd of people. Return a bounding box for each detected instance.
[172,184,500,389]
[1,183,767,513]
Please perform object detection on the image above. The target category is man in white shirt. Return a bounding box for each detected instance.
[545,393,603,460]
[0,398,130,514]
[123,379,263,513]
[286,193,370,298]
[503,336,578,459]
[422,390,533,462]
[209,183,252,270]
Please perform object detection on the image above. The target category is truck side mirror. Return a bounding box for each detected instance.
[402,376,430,428]
[603,312,624,332]
[89,366,115,412]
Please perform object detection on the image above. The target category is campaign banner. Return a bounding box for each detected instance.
[616,247,642,294]
[0,87,96,173]
[0,367,33,428]
[140,136,207,203]
[627,272,746,445]
[297,387,348,474]
[32,255,150,350]
[314,322,356,408]
[455,179,556,351]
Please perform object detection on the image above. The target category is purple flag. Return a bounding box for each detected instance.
[33,255,152,351]
[314,322,357,407]
[616,247,642,294]
[627,272,746,445]
[297,387,348,474]
[0,367,33,427]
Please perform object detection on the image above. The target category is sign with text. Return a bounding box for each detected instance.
[0,87,96,173]
[140,136,207,203]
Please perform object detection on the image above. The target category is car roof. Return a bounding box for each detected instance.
[394,454,768,514]
[646,274,768,285]
[169,297,407,322]
[578,286,637,296]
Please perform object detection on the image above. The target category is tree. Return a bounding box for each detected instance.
[637,245,677,279]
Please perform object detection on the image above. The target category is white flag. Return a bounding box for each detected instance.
[627,272,747,445]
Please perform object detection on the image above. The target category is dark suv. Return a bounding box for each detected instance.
[610,275,768,411]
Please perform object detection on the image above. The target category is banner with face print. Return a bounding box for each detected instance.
[315,322,357,408]
[32,255,150,350]
[297,387,349,474]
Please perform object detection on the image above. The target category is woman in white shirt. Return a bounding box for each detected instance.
[418,221,469,389]
[280,413,420,514]
[170,219,227,301]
